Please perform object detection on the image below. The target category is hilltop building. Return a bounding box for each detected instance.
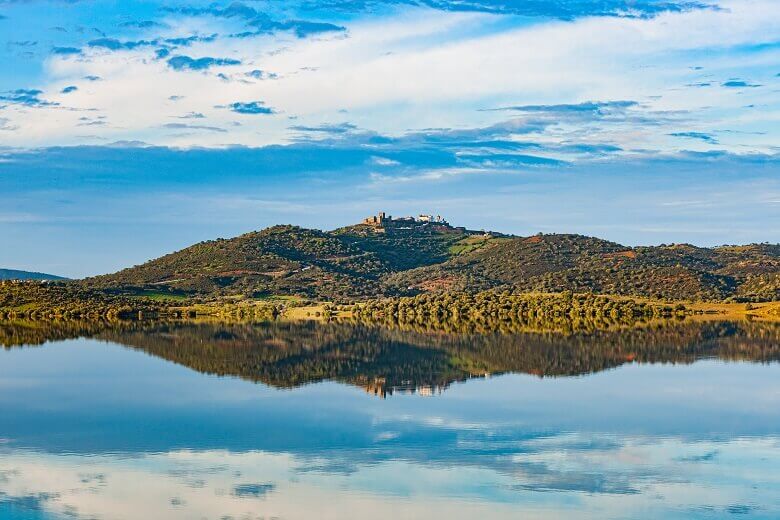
[362,212,455,232]
[357,211,508,237]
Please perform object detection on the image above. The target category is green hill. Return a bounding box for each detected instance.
[84,217,780,302]
[0,268,66,281]
[385,235,780,301]
[87,225,391,300]
[333,222,469,271]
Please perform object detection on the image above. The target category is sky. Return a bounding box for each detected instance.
[0,0,779,277]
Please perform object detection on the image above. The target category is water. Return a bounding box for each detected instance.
[1,320,779,519]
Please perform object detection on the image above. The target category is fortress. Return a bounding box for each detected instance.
[362,212,462,232]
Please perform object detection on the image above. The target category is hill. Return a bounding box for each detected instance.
[86,225,391,300]
[332,221,470,271]
[385,234,780,301]
[0,268,66,281]
[84,214,780,302]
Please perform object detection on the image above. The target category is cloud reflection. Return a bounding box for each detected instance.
[0,434,777,519]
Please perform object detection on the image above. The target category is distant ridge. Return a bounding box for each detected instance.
[0,268,67,281]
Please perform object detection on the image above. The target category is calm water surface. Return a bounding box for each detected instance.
[1,321,779,519]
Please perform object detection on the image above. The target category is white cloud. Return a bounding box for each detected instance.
[0,0,777,152]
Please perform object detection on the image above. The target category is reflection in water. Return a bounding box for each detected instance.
[2,436,778,520]
[4,318,779,396]
[0,319,779,519]
[120,320,780,395]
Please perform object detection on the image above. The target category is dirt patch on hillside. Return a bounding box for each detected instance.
[416,276,458,292]
[603,251,637,260]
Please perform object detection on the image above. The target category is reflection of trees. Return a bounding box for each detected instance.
[351,291,687,335]
[1,319,116,348]
[4,319,778,397]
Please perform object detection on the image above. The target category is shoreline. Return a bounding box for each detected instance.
[2,284,779,325]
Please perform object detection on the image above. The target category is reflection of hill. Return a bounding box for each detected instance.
[103,322,467,396]
[3,320,779,396]
[96,321,780,396]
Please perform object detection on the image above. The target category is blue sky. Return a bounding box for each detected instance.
[0,0,779,276]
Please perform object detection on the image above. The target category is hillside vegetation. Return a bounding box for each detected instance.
[86,223,471,301]
[87,226,392,300]
[83,221,779,302]
[385,234,780,302]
